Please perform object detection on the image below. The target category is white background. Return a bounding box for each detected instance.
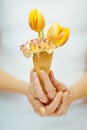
[0,0,87,130]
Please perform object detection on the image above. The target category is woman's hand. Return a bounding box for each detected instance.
[28,70,56,116]
[42,70,72,116]
[28,70,72,116]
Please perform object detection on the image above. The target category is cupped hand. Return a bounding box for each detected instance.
[28,70,72,117]
[28,70,56,116]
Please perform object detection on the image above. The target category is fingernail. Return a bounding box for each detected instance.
[39,107,46,115]
[40,70,45,74]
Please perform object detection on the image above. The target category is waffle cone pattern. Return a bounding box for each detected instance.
[33,52,53,91]
[33,52,53,73]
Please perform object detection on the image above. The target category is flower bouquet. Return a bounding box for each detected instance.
[20,9,70,91]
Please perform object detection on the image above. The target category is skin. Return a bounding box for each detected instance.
[69,74,87,102]
[0,69,29,95]
[28,70,72,116]
[28,70,87,117]
[0,69,87,117]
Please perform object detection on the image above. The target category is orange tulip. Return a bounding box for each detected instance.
[47,22,61,43]
[28,9,45,33]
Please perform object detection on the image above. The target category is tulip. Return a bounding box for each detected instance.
[55,27,70,47]
[28,9,45,38]
[47,22,70,47]
[46,22,61,43]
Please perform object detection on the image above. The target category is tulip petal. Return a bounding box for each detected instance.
[28,9,45,33]
[47,23,61,43]
[55,28,70,47]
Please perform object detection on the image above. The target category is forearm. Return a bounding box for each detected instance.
[69,73,87,102]
[0,69,29,95]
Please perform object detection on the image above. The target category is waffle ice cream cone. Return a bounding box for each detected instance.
[20,38,55,91]
[33,52,53,91]
[33,51,53,74]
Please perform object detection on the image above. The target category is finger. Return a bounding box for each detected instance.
[55,92,70,116]
[31,71,49,103]
[30,71,38,97]
[28,92,46,116]
[45,92,72,116]
[29,71,35,95]
[46,92,62,115]
[49,71,67,92]
[40,70,56,99]
[62,94,72,115]
[30,70,34,84]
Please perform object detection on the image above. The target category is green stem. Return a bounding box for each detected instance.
[38,32,41,38]
[42,30,45,38]
[38,30,45,38]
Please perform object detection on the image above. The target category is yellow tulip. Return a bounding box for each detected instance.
[47,22,70,47]
[28,9,45,33]
[55,27,70,47]
[46,22,61,43]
